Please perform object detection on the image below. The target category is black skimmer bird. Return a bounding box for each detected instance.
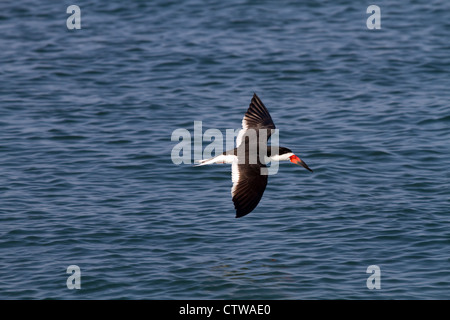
[196,93,313,218]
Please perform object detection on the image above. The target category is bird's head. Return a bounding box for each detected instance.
[278,147,313,172]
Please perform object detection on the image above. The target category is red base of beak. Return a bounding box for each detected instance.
[290,155,313,172]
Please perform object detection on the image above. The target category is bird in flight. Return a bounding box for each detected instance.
[196,93,313,218]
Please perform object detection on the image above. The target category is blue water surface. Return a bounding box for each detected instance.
[0,0,449,299]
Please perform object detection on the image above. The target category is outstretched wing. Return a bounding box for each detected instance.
[236,93,276,147]
[231,160,268,218]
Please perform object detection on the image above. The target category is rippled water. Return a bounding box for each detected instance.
[0,0,449,299]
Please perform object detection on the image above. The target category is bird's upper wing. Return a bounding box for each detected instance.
[231,159,268,218]
[236,93,276,147]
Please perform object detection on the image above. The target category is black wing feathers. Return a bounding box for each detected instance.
[232,164,268,218]
[243,93,276,132]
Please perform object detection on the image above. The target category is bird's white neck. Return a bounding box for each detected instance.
[265,152,294,162]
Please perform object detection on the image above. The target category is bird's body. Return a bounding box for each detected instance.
[196,146,296,165]
[196,94,312,218]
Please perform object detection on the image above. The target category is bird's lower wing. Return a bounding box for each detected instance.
[231,161,268,218]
